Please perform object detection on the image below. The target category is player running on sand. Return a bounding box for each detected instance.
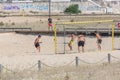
[34,35,42,52]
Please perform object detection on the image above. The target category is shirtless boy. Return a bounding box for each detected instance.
[34,35,42,52]
[94,31,102,51]
[78,33,85,53]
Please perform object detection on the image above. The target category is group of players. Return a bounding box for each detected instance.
[68,31,102,53]
[34,31,102,53]
[34,17,102,53]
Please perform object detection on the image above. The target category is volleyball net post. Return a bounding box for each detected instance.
[54,23,57,54]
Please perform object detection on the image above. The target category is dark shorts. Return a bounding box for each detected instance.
[78,41,85,47]
[35,43,40,48]
[97,39,102,44]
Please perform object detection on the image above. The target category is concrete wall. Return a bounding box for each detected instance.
[0,2,111,15]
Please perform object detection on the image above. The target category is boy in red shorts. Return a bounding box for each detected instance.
[48,17,53,31]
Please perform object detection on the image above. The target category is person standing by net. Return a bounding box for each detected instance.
[78,33,85,53]
[68,33,76,51]
[94,31,102,51]
[48,17,53,31]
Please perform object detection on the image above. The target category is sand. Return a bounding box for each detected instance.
[0,32,120,70]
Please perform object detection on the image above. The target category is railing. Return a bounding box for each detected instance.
[0,53,120,80]
[0,28,32,32]
[0,53,119,71]
[65,28,120,35]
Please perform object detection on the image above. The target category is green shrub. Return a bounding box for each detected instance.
[0,21,4,26]
[57,18,60,20]
[64,4,81,14]
[11,22,15,25]
[70,19,74,22]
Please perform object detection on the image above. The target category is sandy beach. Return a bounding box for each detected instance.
[0,32,120,80]
[0,32,120,69]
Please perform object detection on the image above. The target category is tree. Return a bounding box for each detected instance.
[64,4,81,14]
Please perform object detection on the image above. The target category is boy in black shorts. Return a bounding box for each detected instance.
[78,33,85,53]
[34,35,42,52]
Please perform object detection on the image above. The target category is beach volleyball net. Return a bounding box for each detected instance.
[54,20,115,54]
